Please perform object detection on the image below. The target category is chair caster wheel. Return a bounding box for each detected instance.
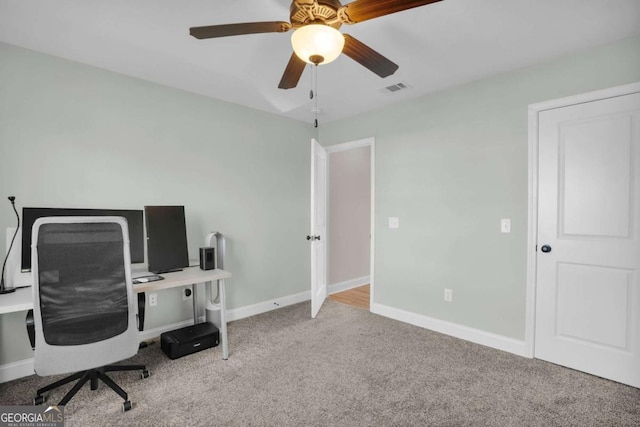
[122,400,132,412]
[141,369,150,379]
[33,395,45,405]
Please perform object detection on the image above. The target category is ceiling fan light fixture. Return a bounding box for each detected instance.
[291,24,345,65]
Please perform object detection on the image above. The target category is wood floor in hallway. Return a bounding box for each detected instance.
[328,284,370,310]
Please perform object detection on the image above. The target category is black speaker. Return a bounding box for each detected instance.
[199,247,215,270]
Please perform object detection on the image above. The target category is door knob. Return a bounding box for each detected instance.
[540,245,552,253]
[306,235,321,241]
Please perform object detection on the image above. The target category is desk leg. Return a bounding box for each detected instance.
[191,284,198,325]
[219,278,228,360]
[137,292,146,332]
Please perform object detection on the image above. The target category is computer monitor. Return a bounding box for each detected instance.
[21,207,145,272]
[144,206,189,274]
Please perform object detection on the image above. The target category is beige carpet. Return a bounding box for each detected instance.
[1,300,639,426]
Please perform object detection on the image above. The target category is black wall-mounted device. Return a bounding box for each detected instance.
[199,247,215,270]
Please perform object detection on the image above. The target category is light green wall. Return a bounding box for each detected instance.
[2,35,639,368]
[319,35,640,340]
[0,42,314,365]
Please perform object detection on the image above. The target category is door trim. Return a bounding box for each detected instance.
[525,81,640,358]
[326,137,375,310]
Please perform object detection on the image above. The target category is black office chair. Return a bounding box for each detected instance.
[27,216,149,411]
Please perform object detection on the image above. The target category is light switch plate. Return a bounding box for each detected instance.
[389,217,399,229]
[501,219,511,233]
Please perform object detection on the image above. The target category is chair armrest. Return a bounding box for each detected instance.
[25,309,35,349]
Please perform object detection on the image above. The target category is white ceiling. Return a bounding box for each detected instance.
[1,0,639,124]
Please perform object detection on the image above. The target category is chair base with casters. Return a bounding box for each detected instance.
[33,364,150,412]
[27,309,150,411]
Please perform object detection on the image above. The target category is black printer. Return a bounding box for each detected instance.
[160,322,219,359]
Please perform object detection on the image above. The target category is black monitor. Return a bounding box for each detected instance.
[144,206,189,274]
[21,207,145,272]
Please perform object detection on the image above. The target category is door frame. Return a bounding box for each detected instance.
[325,137,375,310]
[525,81,640,358]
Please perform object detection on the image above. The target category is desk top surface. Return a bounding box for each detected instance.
[133,267,231,293]
[0,287,32,314]
[0,267,231,314]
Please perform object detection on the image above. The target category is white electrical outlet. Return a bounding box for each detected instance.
[444,288,453,303]
[149,293,158,307]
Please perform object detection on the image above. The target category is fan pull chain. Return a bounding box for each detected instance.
[313,64,319,128]
[309,64,314,100]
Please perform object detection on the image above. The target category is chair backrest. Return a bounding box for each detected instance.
[31,216,139,376]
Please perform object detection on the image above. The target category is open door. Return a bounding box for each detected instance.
[309,138,328,318]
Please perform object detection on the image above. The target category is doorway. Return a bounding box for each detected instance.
[326,138,374,310]
[329,285,370,310]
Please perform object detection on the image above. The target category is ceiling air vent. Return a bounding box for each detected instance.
[380,82,412,95]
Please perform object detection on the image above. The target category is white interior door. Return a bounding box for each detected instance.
[535,91,640,387]
[310,138,328,318]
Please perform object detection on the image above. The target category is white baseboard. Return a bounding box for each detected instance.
[0,319,209,384]
[1,290,312,383]
[138,290,312,340]
[371,303,529,357]
[226,290,310,322]
[328,276,370,295]
[0,358,35,383]
[0,295,528,383]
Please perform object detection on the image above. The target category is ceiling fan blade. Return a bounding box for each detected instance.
[278,53,307,89]
[339,0,443,24]
[190,21,291,39]
[342,34,398,78]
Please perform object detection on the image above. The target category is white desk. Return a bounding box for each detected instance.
[0,287,33,314]
[0,267,232,359]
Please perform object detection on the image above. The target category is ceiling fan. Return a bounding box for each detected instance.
[190,0,443,89]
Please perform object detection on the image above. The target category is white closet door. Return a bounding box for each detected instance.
[535,92,640,388]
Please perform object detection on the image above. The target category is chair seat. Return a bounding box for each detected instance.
[43,311,128,346]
